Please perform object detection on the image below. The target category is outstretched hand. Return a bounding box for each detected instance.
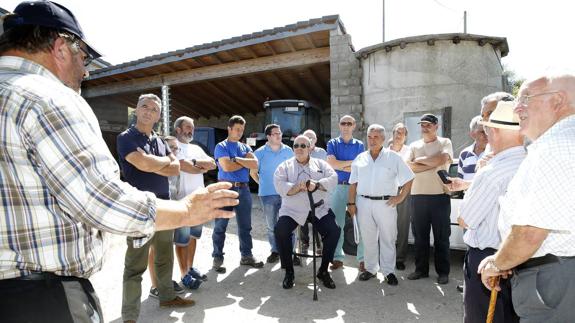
[181,182,239,226]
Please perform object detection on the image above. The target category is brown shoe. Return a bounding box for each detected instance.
[160,296,195,308]
[330,260,343,270]
[358,261,366,272]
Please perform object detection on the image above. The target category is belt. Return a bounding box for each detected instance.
[360,195,391,200]
[338,181,350,185]
[516,254,575,271]
[12,272,82,281]
[220,181,248,187]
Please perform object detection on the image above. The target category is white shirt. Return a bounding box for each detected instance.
[498,115,575,257]
[349,148,414,196]
[459,146,526,249]
[176,141,209,199]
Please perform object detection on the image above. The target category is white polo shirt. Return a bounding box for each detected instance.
[349,148,414,196]
[176,141,209,199]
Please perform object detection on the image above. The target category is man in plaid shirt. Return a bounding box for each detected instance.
[0,2,238,322]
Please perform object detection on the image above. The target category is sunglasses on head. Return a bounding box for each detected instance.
[293,143,309,149]
[340,122,354,126]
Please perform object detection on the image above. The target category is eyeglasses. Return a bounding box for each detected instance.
[293,143,309,149]
[515,91,560,107]
[340,122,354,127]
[77,45,94,67]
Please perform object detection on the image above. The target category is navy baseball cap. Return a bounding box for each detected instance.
[3,0,101,59]
[418,113,439,124]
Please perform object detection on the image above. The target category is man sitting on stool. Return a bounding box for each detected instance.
[274,135,340,289]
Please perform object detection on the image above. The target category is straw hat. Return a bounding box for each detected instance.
[478,101,520,130]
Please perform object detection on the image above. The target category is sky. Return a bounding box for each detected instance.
[2,0,573,80]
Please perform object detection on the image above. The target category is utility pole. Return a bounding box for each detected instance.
[382,0,386,42]
[464,10,467,33]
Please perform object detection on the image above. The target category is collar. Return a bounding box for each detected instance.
[528,114,575,152]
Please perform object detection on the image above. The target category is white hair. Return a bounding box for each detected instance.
[367,124,385,136]
[137,93,162,109]
[469,115,482,131]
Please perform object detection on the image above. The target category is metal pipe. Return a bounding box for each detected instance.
[161,85,170,136]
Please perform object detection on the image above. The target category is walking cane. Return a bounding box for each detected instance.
[486,276,500,323]
[305,180,322,301]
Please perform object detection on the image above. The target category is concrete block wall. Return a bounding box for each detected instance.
[329,28,364,139]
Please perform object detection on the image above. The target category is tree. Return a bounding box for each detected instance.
[503,65,525,97]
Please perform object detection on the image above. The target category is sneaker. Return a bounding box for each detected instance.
[173,280,185,294]
[213,257,226,273]
[188,267,208,281]
[386,273,399,286]
[293,255,301,266]
[159,296,195,308]
[240,256,264,268]
[266,252,280,264]
[181,273,202,289]
[149,287,159,298]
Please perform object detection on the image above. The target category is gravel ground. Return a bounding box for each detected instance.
[91,194,464,323]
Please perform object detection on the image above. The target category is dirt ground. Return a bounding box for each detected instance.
[91,194,464,323]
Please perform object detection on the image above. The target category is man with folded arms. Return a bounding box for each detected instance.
[212,115,263,273]
[448,100,522,323]
[274,136,339,289]
[347,124,414,285]
[479,74,575,322]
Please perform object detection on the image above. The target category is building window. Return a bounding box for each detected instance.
[404,107,452,145]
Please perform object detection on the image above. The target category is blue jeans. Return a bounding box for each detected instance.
[212,186,253,258]
[260,195,281,253]
[173,225,203,246]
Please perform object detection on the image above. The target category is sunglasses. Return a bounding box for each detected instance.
[293,143,309,149]
[340,122,354,127]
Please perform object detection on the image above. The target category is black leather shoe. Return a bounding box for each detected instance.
[358,271,376,281]
[437,275,449,285]
[386,273,398,286]
[407,271,429,280]
[293,255,301,266]
[283,272,294,289]
[317,271,336,289]
[395,261,406,271]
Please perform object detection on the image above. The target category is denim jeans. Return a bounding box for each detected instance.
[212,186,253,258]
[260,195,281,253]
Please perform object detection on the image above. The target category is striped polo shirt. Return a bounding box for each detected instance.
[457,143,484,180]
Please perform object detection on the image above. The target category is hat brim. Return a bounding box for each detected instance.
[478,119,520,130]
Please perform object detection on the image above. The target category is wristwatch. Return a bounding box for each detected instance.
[191,158,197,166]
[487,259,502,273]
[231,157,237,163]
[346,202,355,206]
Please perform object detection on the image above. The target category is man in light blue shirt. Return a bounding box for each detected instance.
[251,124,293,263]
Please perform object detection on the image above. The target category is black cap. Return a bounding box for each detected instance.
[418,113,438,124]
[4,0,101,59]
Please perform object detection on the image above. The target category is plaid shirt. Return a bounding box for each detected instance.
[0,56,157,279]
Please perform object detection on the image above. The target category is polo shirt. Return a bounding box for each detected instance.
[310,147,328,160]
[117,126,171,199]
[457,143,484,180]
[254,143,293,196]
[214,139,253,182]
[326,137,364,183]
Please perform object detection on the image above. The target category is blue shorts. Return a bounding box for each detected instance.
[173,225,203,246]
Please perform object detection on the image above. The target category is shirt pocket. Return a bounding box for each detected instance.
[373,165,397,186]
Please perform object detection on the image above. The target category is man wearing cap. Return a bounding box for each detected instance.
[480,74,575,322]
[448,101,523,323]
[406,113,453,284]
[326,115,365,271]
[0,2,238,322]
[347,124,414,286]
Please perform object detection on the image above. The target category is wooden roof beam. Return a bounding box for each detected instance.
[204,81,260,114]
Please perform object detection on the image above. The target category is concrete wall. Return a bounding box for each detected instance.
[329,27,364,139]
[360,39,504,155]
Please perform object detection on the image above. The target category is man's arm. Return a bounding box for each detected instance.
[250,169,260,184]
[346,182,358,217]
[413,153,451,167]
[218,157,245,172]
[408,161,435,173]
[125,149,178,175]
[154,153,180,177]
[235,152,258,170]
[327,155,352,172]
[180,157,216,174]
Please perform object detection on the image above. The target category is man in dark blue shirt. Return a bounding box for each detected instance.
[117,94,194,322]
[212,115,263,272]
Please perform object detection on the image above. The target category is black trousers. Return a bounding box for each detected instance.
[275,209,340,273]
[0,274,103,323]
[463,247,518,323]
[411,194,451,276]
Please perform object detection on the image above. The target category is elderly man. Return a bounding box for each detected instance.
[479,74,575,322]
[389,123,412,271]
[448,101,523,323]
[348,125,414,285]
[327,115,365,271]
[172,116,215,288]
[274,135,339,289]
[407,114,453,284]
[0,2,237,322]
[457,116,487,180]
[251,124,293,264]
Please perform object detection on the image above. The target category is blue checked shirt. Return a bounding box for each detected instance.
[0,56,157,279]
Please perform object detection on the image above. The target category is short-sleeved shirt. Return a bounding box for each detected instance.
[176,141,209,199]
[457,143,483,180]
[409,137,453,195]
[117,126,171,199]
[327,137,365,183]
[214,139,253,183]
[498,115,575,257]
[254,143,293,196]
[311,147,328,160]
[349,148,414,196]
